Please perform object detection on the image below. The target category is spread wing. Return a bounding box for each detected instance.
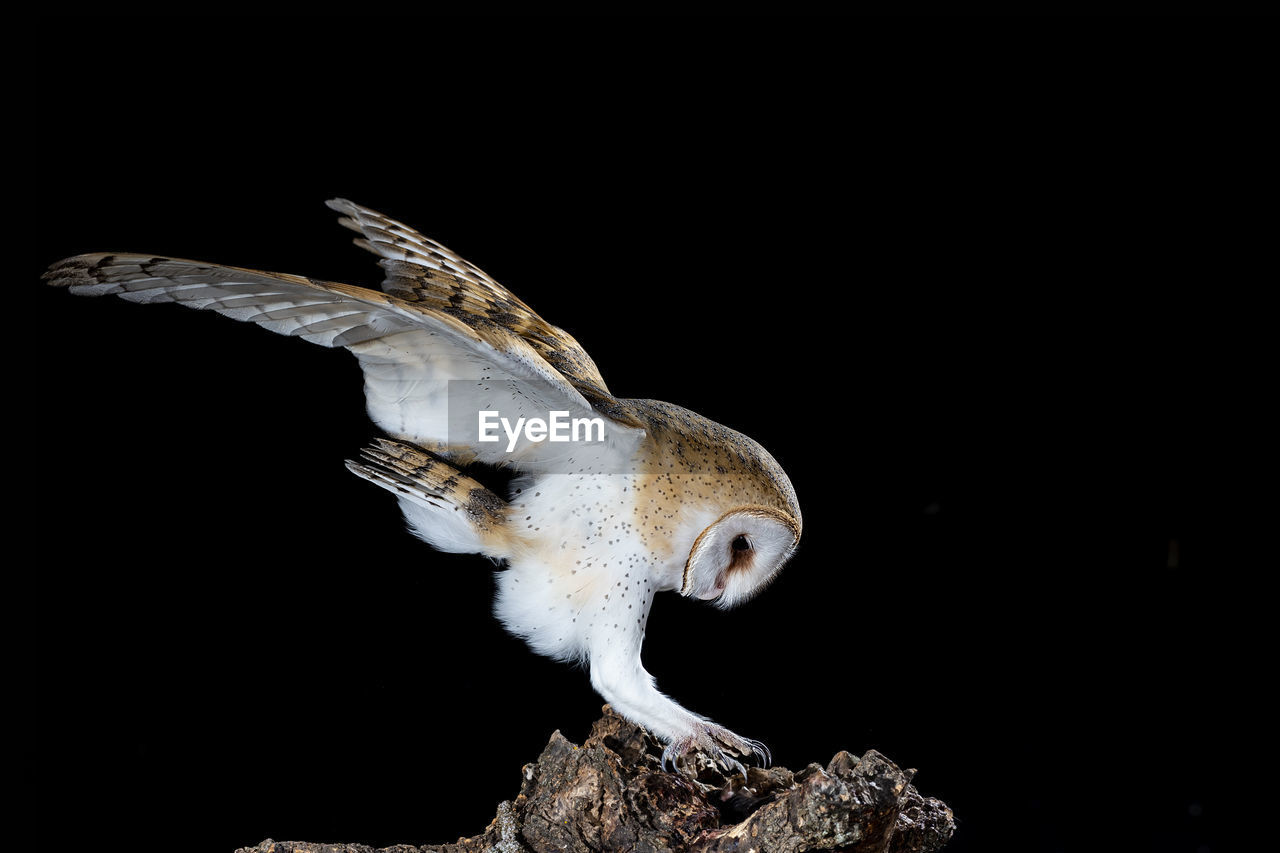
[44,206,645,470]
[326,198,614,401]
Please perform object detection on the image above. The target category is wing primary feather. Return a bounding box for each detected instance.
[345,438,511,555]
[45,203,645,467]
[323,199,618,398]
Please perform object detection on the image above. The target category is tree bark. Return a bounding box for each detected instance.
[235,706,955,853]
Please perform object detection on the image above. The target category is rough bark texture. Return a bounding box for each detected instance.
[235,706,955,853]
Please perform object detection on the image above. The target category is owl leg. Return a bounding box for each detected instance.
[586,630,769,780]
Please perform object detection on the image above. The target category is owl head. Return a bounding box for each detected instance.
[680,505,801,609]
[626,398,802,609]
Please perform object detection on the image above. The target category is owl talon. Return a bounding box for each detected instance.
[661,724,769,779]
[745,737,772,769]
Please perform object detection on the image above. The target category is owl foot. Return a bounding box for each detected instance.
[661,722,771,780]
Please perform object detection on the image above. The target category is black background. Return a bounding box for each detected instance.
[16,16,1268,853]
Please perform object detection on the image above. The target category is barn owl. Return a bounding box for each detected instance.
[43,200,802,778]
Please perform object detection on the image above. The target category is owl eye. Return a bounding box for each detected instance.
[731,535,751,553]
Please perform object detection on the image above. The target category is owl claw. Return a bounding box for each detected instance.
[661,723,770,779]
[744,737,771,769]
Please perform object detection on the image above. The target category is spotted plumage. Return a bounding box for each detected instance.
[43,199,802,777]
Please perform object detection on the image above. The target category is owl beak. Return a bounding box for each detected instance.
[693,573,727,601]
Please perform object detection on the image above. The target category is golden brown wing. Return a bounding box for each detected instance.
[44,249,645,468]
[326,198,613,401]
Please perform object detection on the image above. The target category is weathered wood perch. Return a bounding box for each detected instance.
[235,706,955,853]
